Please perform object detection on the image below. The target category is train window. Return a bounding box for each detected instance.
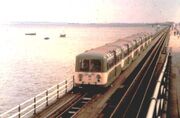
[79,59,101,72]
[90,59,101,72]
[107,58,115,70]
[124,50,128,57]
[79,59,89,72]
[116,55,119,62]
[123,44,129,56]
[116,53,122,62]
[119,53,122,60]
[129,47,132,52]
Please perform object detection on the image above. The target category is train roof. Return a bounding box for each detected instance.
[77,44,119,59]
[110,33,148,49]
[77,32,151,59]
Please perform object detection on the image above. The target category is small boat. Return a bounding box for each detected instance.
[44,37,50,40]
[60,34,66,38]
[25,33,36,35]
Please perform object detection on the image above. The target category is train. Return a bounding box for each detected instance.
[74,32,157,87]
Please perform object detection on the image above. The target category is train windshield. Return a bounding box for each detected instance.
[79,59,101,72]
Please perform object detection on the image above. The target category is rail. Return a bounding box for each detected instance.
[0,77,74,118]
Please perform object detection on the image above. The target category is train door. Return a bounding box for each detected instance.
[113,50,117,76]
[126,44,130,64]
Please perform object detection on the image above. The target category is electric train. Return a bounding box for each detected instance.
[74,32,155,87]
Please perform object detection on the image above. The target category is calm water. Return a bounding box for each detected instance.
[0,24,156,113]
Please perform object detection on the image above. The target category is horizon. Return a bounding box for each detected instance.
[10,21,175,25]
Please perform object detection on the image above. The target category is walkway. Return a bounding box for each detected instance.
[168,28,180,118]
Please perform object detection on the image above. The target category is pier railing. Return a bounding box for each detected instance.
[0,77,74,118]
[146,53,170,118]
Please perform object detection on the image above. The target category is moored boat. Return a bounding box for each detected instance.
[60,34,66,37]
[44,37,50,40]
[25,33,36,35]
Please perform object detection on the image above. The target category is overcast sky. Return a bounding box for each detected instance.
[0,0,179,23]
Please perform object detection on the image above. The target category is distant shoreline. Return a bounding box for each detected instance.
[10,22,171,27]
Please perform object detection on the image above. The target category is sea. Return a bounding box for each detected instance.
[0,23,157,113]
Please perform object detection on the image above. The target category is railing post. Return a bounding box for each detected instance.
[73,76,75,88]
[159,99,162,116]
[46,90,48,106]
[34,97,36,114]
[154,100,157,118]
[57,84,59,99]
[65,80,68,93]
[18,105,21,118]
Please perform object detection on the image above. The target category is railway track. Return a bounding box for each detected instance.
[99,28,169,118]
[120,30,168,118]
[57,93,92,118]
[135,30,170,118]
[49,87,106,118]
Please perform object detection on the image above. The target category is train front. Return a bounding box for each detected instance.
[75,53,108,87]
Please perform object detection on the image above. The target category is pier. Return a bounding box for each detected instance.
[0,26,180,118]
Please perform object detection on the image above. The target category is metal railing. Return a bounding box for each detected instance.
[146,53,169,118]
[0,77,74,118]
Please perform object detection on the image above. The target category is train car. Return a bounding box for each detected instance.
[110,40,133,70]
[75,33,153,87]
[143,33,152,48]
[75,44,119,86]
[147,34,153,45]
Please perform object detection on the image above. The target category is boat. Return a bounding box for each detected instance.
[25,33,36,35]
[44,37,50,40]
[60,34,66,38]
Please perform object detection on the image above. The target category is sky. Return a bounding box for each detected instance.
[0,0,179,23]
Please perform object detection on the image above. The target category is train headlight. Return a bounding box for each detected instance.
[78,74,83,81]
[96,74,101,82]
